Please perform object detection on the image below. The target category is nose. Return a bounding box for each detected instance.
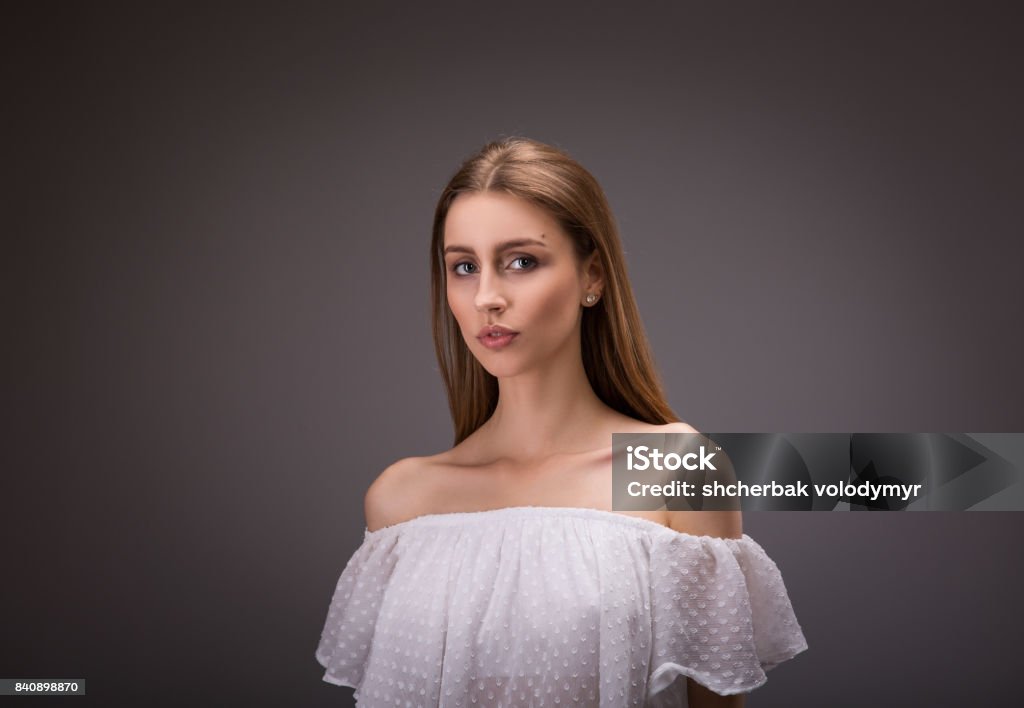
[474,267,507,313]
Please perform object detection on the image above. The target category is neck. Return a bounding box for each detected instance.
[480,335,610,462]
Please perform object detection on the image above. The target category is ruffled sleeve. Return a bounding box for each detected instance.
[314,529,400,689]
[646,532,808,704]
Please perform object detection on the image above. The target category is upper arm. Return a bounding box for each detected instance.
[660,425,745,703]
[364,457,424,532]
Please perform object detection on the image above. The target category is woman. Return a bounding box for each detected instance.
[316,137,808,707]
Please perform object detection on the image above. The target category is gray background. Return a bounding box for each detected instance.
[4,2,1022,706]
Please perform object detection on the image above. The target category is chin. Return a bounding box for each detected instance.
[469,348,528,379]
[476,359,526,379]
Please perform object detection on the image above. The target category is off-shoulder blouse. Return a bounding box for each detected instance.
[315,505,807,707]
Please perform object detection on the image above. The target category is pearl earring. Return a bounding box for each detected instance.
[585,293,597,304]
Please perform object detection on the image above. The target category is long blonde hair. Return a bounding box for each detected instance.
[430,137,679,444]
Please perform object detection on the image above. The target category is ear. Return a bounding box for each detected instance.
[581,250,605,295]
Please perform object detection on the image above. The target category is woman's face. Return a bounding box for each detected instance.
[443,191,602,379]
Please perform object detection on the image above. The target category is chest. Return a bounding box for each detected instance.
[419,456,669,528]
[428,454,615,512]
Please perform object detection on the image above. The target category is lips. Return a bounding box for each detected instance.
[476,325,519,350]
[477,325,518,338]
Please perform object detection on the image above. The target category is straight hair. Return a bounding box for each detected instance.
[430,137,679,445]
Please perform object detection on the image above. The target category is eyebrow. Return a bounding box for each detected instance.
[443,237,548,256]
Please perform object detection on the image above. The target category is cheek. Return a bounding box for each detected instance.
[530,274,581,327]
[446,281,473,329]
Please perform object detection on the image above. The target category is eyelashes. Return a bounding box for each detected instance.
[450,256,538,276]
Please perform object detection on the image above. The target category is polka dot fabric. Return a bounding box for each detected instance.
[315,506,807,707]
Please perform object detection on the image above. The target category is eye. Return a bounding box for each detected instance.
[452,261,477,275]
[509,256,537,271]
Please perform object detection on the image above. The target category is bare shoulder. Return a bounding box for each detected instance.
[652,422,744,539]
[606,415,699,435]
[658,421,699,434]
[364,456,439,532]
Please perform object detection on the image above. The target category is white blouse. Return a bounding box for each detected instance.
[315,506,807,707]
